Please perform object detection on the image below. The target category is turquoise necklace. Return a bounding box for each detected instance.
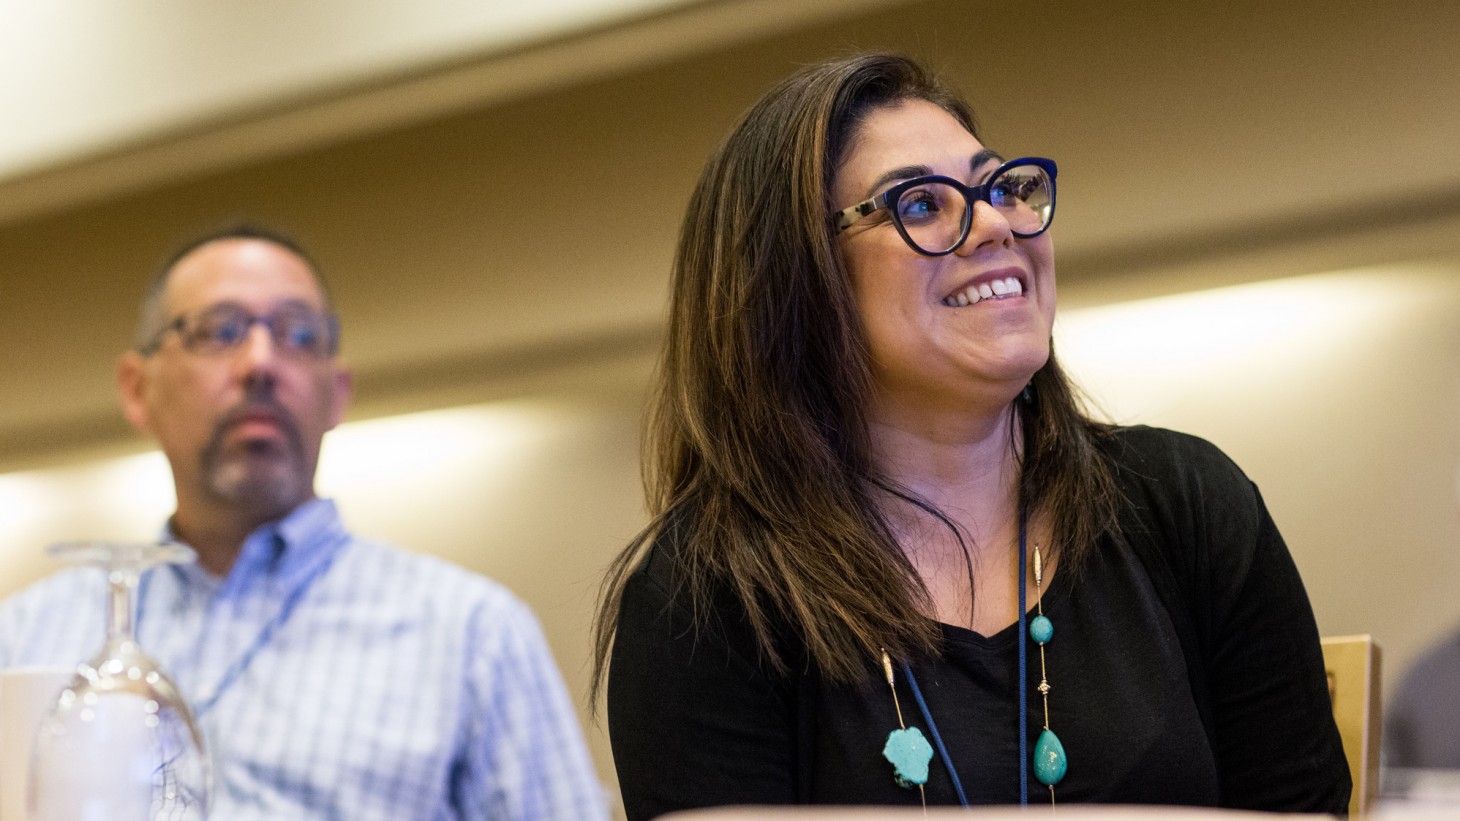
[881,510,1068,806]
[1023,524,1067,803]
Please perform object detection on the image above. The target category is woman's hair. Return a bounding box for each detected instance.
[592,53,1118,697]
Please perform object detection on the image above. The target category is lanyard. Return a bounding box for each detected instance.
[1017,507,1029,804]
[898,508,1032,806]
[137,535,343,722]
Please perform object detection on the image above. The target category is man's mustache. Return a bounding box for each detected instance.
[207,398,305,458]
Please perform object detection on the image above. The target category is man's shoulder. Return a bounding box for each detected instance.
[332,537,531,618]
[330,539,564,673]
[0,567,105,612]
[0,568,109,667]
[1405,626,1460,680]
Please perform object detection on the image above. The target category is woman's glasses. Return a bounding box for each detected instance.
[834,157,1057,256]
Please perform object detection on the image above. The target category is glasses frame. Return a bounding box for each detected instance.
[139,305,340,358]
[833,156,1058,256]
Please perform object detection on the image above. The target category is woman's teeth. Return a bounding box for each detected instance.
[942,277,1023,307]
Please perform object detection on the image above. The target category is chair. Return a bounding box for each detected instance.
[1322,634,1382,817]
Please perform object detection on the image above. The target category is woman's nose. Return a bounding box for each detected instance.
[955,200,1016,255]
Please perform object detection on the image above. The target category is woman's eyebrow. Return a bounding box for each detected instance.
[862,150,1006,199]
[971,149,1004,175]
[863,165,933,199]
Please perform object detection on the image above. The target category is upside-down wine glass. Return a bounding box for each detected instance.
[28,541,212,820]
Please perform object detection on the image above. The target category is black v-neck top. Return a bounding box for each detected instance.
[607,427,1350,818]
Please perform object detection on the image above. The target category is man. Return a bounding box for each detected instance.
[0,225,606,819]
[1387,627,1460,771]
[1385,460,1460,775]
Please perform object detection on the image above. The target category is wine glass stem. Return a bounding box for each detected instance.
[106,569,140,644]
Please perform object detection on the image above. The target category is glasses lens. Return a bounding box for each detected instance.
[893,180,968,254]
[989,163,1053,237]
[187,306,251,353]
[179,305,334,357]
[271,310,332,356]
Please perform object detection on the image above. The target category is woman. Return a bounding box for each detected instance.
[593,53,1349,817]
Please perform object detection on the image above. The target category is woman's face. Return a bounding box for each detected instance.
[833,99,1056,418]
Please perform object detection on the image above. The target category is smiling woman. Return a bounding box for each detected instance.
[593,53,1351,818]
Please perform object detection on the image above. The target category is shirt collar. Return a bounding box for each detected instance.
[161,498,350,596]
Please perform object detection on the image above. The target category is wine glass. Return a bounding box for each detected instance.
[28,541,212,820]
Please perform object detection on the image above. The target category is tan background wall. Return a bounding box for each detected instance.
[3,0,1460,814]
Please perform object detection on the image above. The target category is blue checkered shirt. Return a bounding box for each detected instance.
[0,499,606,820]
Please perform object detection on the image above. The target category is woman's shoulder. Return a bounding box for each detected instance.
[621,505,766,643]
[613,504,802,688]
[1095,424,1271,570]
[623,504,702,604]
[1101,424,1240,472]
[1098,424,1254,500]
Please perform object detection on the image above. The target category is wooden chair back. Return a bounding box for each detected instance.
[1322,634,1382,817]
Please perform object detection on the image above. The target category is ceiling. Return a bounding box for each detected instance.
[0,0,908,222]
[0,0,701,180]
[3,0,1459,470]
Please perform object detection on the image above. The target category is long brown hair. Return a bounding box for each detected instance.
[592,53,1117,697]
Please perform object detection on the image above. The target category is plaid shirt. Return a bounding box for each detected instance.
[0,498,606,820]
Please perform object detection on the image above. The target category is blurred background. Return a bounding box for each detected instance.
[3,0,1459,813]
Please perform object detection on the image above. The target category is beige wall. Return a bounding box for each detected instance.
[1059,260,1460,666]
[4,0,1460,814]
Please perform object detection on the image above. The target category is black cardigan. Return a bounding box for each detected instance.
[607,426,1350,818]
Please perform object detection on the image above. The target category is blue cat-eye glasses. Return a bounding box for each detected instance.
[833,157,1057,256]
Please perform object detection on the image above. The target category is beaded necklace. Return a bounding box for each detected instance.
[880,510,1068,807]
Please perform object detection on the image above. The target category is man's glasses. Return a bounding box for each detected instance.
[833,157,1057,256]
[140,303,339,358]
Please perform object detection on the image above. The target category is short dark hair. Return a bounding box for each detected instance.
[134,222,335,351]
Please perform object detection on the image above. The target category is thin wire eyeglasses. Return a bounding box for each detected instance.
[139,302,339,358]
[833,157,1058,256]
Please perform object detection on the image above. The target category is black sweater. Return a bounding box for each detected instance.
[607,426,1350,818]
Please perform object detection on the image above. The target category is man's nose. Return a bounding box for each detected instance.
[234,321,280,385]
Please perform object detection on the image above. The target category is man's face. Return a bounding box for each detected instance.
[119,238,351,520]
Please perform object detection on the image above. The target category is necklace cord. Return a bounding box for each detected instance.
[1018,510,1029,804]
[900,660,969,807]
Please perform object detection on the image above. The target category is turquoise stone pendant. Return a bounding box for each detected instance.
[883,726,935,788]
[1029,614,1053,645]
[1033,728,1067,786]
